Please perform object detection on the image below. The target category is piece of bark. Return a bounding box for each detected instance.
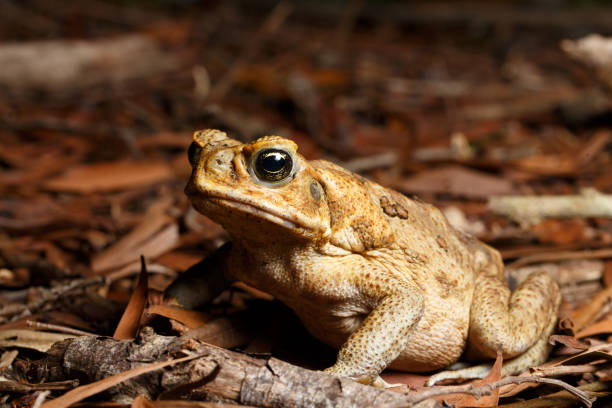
[0,35,177,94]
[28,327,414,407]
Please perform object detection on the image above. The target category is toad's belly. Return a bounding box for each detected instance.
[293,297,470,372]
[391,302,470,371]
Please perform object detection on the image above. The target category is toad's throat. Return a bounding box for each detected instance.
[206,196,299,230]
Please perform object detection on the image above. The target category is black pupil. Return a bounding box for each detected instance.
[262,152,285,172]
[255,149,292,182]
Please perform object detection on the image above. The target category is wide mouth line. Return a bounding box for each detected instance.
[207,195,301,229]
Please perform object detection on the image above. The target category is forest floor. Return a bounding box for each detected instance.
[2,1,612,407]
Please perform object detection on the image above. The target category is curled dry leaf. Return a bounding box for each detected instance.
[113,259,148,340]
[549,334,590,351]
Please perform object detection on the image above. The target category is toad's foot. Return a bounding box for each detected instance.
[324,368,402,389]
[426,364,491,386]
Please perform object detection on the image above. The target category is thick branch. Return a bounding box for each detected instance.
[28,328,596,407]
[28,327,413,407]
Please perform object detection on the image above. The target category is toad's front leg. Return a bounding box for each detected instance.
[324,287,424,386]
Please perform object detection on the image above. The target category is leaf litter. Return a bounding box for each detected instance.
[1,1,612,407]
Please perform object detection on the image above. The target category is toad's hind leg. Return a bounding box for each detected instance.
[426,303,557,385]
[427,270,560,386]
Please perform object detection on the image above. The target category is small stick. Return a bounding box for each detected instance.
[530,364,598,377]
[32,391,50,408]
[488,188,612,227]
[26,320,96,337]
[341,151,398,173]
[402,376,594,407]
[507,248,612,269]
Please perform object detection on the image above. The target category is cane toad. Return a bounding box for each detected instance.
[167,129,560,386]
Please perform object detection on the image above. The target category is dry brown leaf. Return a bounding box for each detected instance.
[530,219,590,246]
[576,319,612,339]
[113,259,148,340]
[603,260,612,287]
[571,285,612,333]
[445,352,503,408]
[41,353,200,408]
[131,395,155,408]
[549,334,590,351]
[145,305,208,329]
[555,343,612,366]
[398,165,515,199]
[92,199,174,272]
[45,160,174,193]
[183,315,255,349]
[93,220,177,273]
[512,154,578,176]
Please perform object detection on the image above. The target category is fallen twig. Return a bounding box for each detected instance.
[499,381,609,408]
[530,364,598,377]
[507,248,612,269]
[489,188,612,226]
[340,151,398,173]
[26,321,96,337]
[400,375,594,407]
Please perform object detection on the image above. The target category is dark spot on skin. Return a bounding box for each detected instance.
[380,195,409,219]
[310,180,322,202]
[436,236,448,252]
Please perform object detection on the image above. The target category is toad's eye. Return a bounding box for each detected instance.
[188,142,202,167]
[253,148,294,183]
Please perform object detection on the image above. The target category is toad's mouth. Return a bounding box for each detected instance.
[205,196,301,231]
